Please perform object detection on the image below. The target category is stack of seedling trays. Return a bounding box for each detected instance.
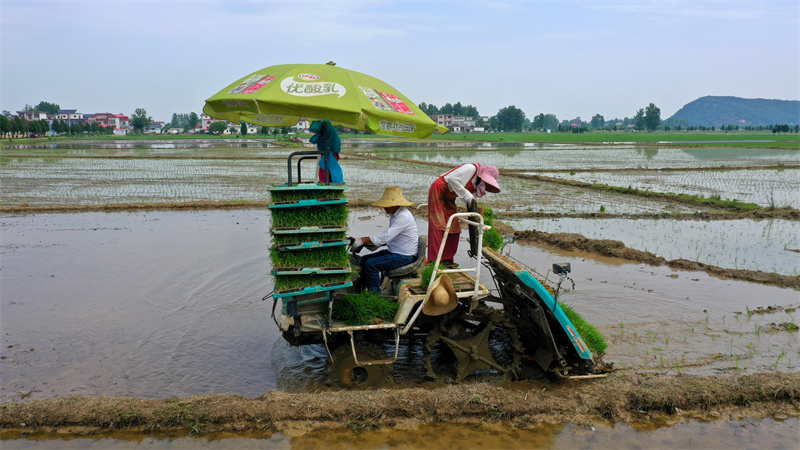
[269,183,351,319]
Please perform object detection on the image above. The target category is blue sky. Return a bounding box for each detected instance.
[2,0,798,123]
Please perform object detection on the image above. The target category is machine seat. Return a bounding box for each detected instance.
[386,235,427,278]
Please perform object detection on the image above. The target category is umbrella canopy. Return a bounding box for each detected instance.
[203,62,448,139]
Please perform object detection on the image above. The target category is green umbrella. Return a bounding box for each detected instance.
[203,62,448,139]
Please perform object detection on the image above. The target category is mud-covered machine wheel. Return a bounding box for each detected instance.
[424,303,523,382]
[324,342,393,388]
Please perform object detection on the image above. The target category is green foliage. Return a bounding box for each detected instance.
[420,262,445,287]
[130,108,152,133]
[170,112,200,130]
[331,291,399,325]
[559,303,608,355]
[208,121,227,134]
[34,101,61,115]
[270,204,349,228]
[494,105,526,132]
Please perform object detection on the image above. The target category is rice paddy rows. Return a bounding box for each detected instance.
[535,168,800,209]
[355,146,800,170]
[504,217,800,276]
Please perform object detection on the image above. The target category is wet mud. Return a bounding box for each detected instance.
[2,373,798,436]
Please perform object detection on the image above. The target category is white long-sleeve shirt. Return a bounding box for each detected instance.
[443,163,478,204]
[369,207,419,256]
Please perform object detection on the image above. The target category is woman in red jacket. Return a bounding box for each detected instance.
[427,162,500,265]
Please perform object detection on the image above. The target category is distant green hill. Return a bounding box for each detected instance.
[666,96,799,127]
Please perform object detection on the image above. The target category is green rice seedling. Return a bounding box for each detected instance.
[483,227,505,251]
[274,273,352,291]
[272,232,347,245]
[419,262,445,288]
[270,246,350,268]
[775,349,786,367]
[559,303,607,355]
[271,204,349,228]
[331,291,399,325]
[477,205,504,251]
[734,354,740,370]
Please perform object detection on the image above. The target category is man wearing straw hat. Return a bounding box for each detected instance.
[351,186,419,294]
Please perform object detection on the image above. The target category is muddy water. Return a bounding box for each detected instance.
[3,209,797,403]
[3,417,798,449]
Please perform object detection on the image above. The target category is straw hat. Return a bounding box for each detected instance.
[371,186,414,208]
[422,274,458,316]
[477,165,501,193]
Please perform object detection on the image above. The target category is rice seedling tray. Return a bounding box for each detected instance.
[274,239,349,252]
[272,226,348,234]
[268,198,347,209]
[269,246,350,268]
[270,204,349,228]
[268,182,346,192]
[274,273,352,291]
[272,266,352,276]
[273,281,354,299]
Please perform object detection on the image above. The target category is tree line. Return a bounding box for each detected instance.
[0,115,115,138]
[418,101,666,133]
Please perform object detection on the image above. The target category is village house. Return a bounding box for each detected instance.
[16,110,49,121]
[53,110,85,125]
[86,113,129,129]
[430,114,481,133]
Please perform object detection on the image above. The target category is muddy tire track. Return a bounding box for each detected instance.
[1,373,797,434]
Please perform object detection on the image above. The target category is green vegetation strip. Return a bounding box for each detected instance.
[331,291,400,325]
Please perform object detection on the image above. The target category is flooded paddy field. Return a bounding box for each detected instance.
[505,217,800,276]
[353,144,800,170]
[536,167,800,209]
[2,139,799,447]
